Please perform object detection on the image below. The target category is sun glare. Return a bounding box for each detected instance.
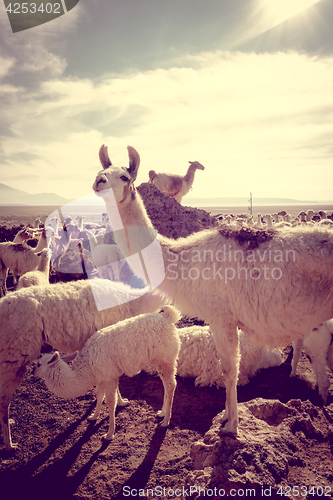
[262,0,321,25]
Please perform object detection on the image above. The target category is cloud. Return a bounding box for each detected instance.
[1,49,333,201]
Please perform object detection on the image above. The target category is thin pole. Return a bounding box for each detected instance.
[248,192,252,216]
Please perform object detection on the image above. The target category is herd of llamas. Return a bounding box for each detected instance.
[0,144,333,454]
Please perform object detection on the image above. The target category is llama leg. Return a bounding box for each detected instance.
[0,372,25,450]
[156,363,177,427]
[0,402,13,451]
[117,387,129,406]
[307,338,331,404]
[12,271,18,285]
[291,339,303,377]
[312,357,330,404]
[103,380,118,440]
[0,261,8,296]
[88,384,105,421]
[304,327,331,404]
[112,262,119,282]
[212,324,240,434]
[107,264,115,282]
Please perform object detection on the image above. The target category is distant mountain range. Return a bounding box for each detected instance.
[0,183,71,206]
[0,183,331,207]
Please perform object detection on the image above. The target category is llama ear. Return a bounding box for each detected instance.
[99,145,112,169]
[127,146,140,181]
[48,352,60,365]
[61,351,78,364]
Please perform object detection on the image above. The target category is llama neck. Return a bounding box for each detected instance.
[183,164,198,185]
[34,233,48,253]
[44,361,93,399]
[53,219,59,236]
[115,193,152,229]
[78,217,84,231]
[37,257,49,273]
[87,232,98,253]
[104,193,154,257]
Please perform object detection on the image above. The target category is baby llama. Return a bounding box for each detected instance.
[34,305,181,440]
[92,144,333,436]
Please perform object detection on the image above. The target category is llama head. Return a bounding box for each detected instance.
[36,248,50,259]
[93,144,140,205]
[17,227,32,240]
[34,351,78,378]
[158,304,182,324]
[148,170,157,181]
[189,161,205,171]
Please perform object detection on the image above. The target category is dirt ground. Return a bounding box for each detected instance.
[0,206,332,500]
[1,349,332,500]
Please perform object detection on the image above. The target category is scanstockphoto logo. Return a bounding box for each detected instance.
[44,189,165,312]
[3,0,79,33]
[166,245,296,283]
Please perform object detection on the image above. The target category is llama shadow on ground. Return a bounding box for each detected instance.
[112,425,168,500]
[0,403,112,500]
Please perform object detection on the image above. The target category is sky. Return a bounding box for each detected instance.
[0,0,332,203]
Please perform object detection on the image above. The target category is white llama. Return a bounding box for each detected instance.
[85,228,126,282]
[93,144,333,436]
[177,326,282,387]
[17,248,51,289]
[148,160,205,204]
[0,242,41,293]
[34,305,181,440]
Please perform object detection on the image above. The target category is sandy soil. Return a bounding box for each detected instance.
[0,205,332,500]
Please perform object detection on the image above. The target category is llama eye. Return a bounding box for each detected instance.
[120,176,129,182]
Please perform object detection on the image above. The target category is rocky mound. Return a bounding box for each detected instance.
[137,183,217,239]
[186,398,333,497]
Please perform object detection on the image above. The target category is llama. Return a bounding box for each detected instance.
[319,219,333,227]
[12,227,36,244]
[34,216,42,229]
[0,228,39,293]
[48,217,60,236]
[17,248,51,289]
[177,326,282,387]
[34,305,181,440]
[85,229,126,282]
[93,144,333,436]
[33,228,48,254]
[148,160,205,204]
[46,223,77,270]
[0,279,164,450]
[291,319,333,403]
[0,242,41,293]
